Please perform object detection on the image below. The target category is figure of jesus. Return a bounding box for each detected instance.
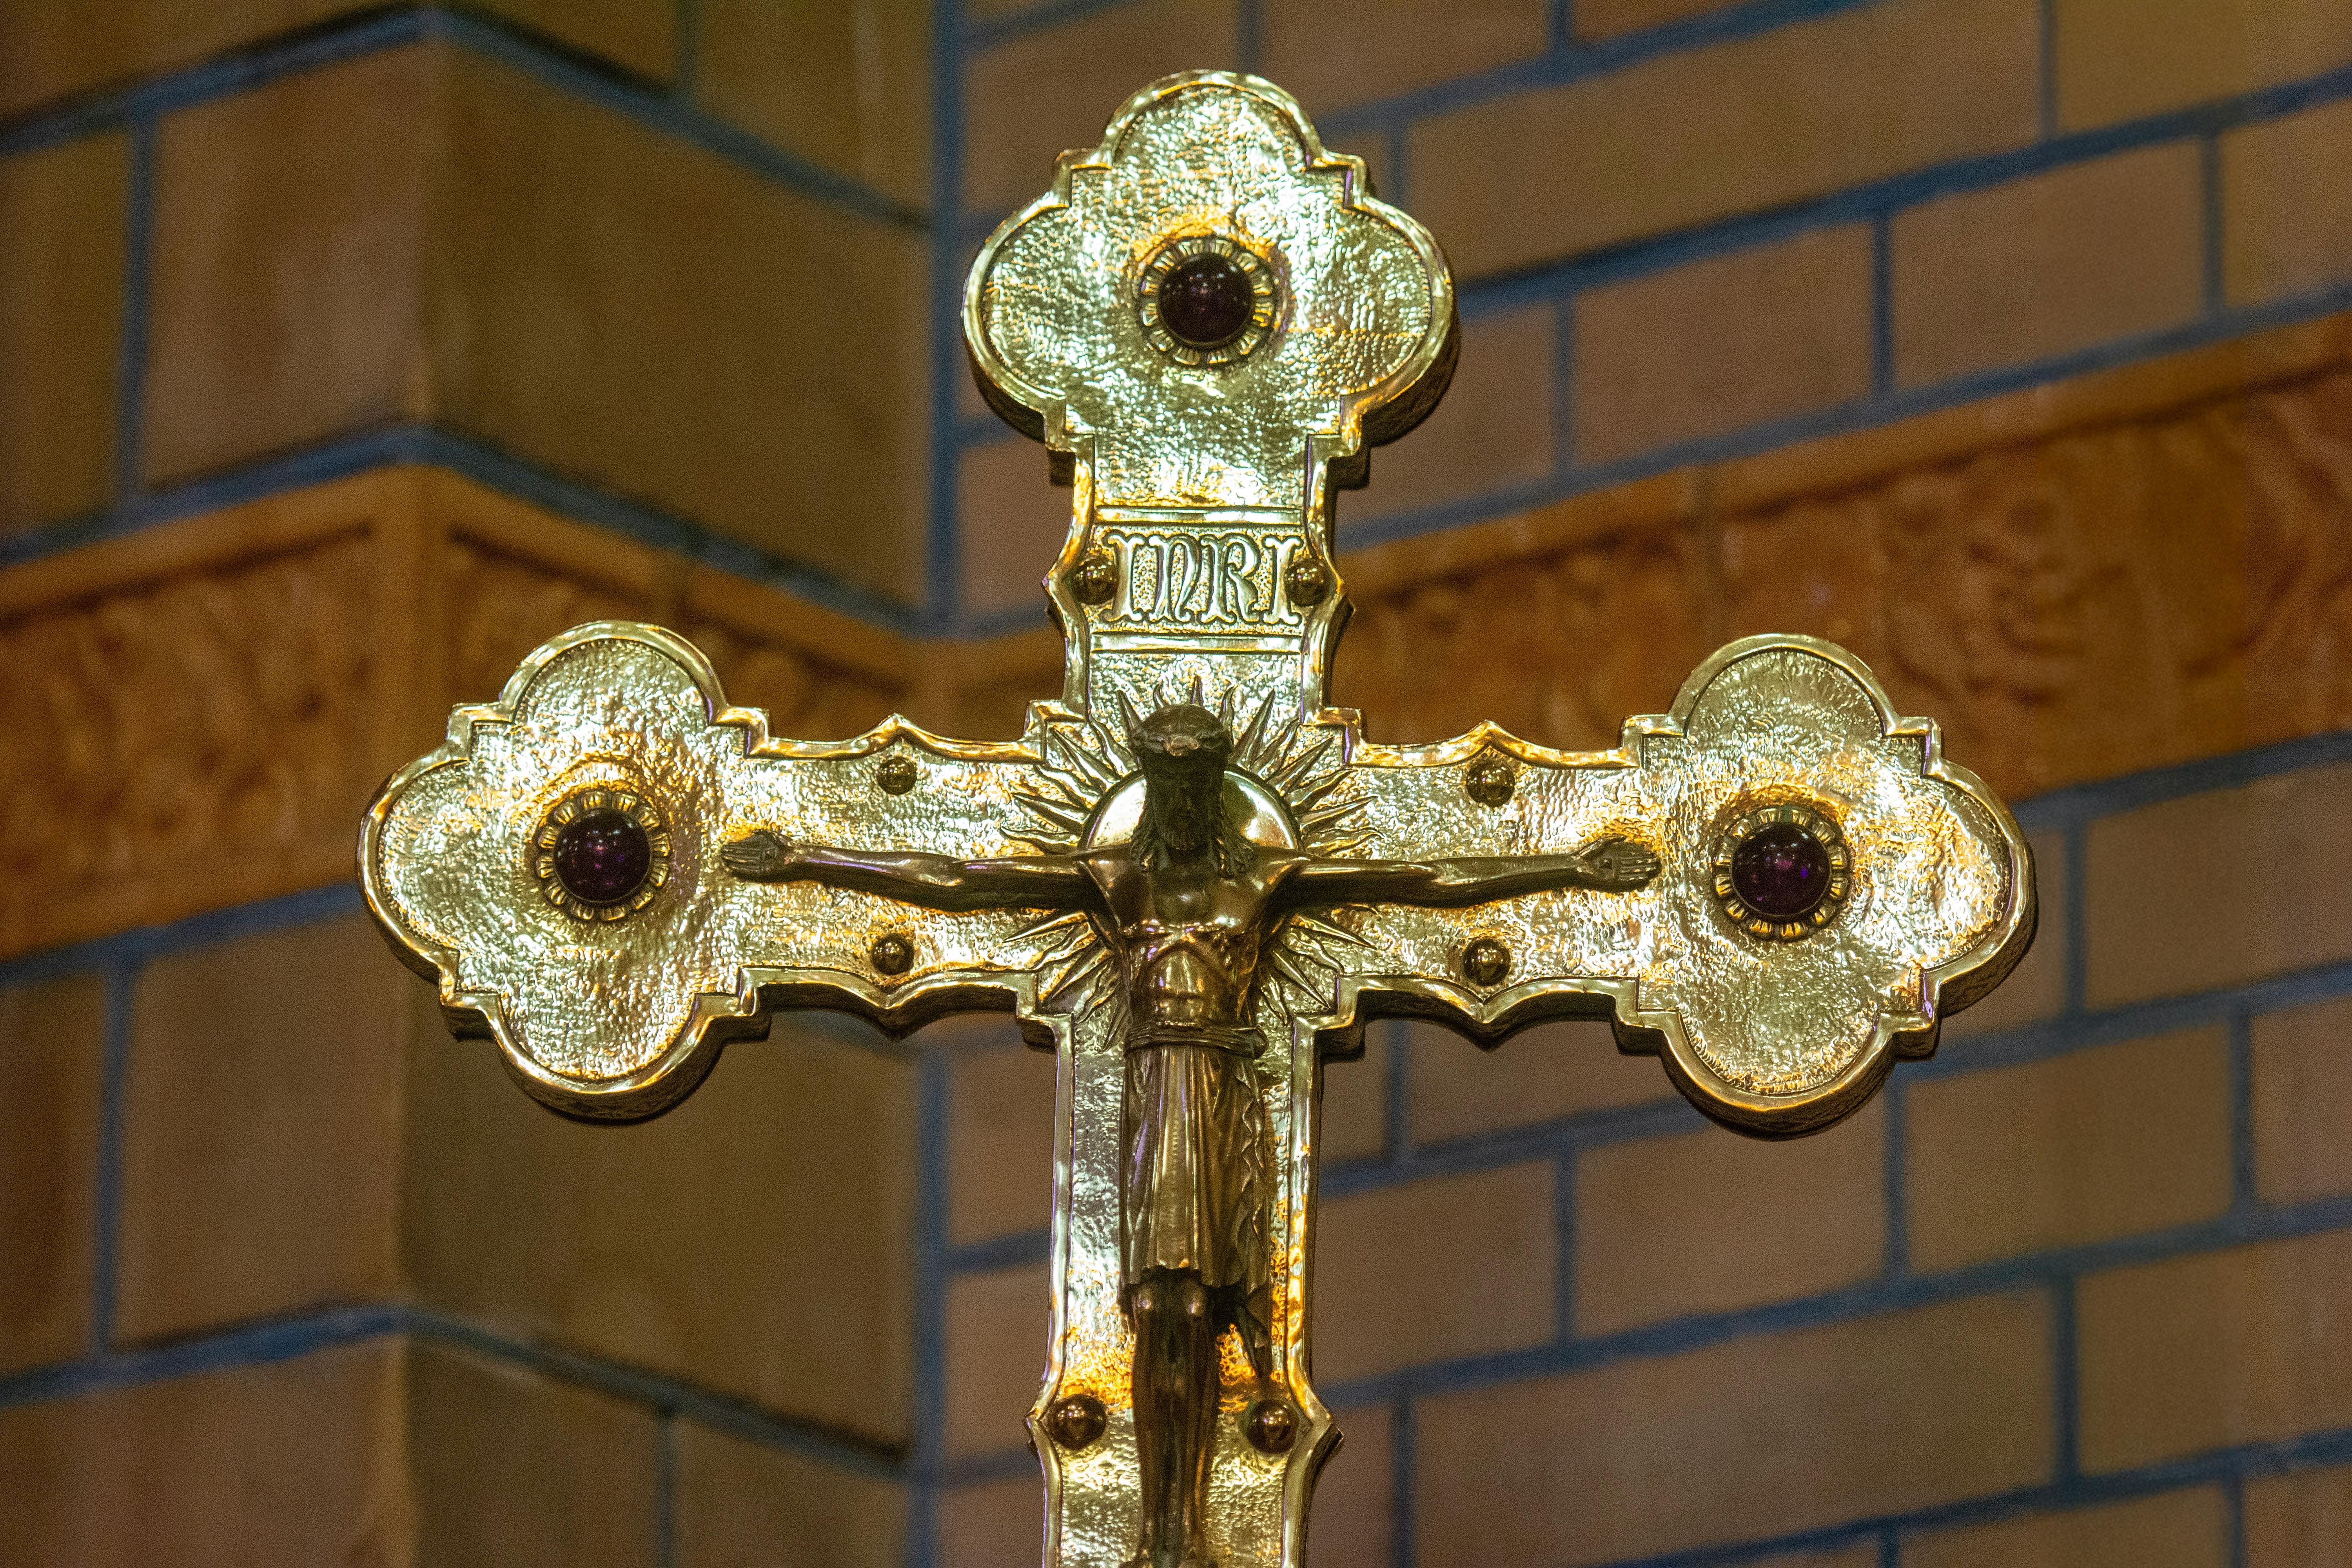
[724,704,1659,1568]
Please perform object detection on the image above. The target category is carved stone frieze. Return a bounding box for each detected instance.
[1338,324,2352,803]
[11,317,2352,956]
[0,529,379,955]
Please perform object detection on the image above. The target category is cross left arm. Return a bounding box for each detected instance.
[1279,834,1660,908]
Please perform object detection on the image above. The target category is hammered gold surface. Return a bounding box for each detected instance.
[363,72,2033,1568]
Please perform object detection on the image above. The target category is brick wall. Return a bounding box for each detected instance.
[9,4,2352,1566]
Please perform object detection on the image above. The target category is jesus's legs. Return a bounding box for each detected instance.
[1129,1269,1218,1568]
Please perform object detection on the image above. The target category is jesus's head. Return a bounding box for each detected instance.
[1130,704,1250,873]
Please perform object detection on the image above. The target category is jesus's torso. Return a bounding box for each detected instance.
[1085,849,1306,1048]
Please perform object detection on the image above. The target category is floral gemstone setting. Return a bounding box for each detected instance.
[1712,802,1851,942]
[534,787,671,922]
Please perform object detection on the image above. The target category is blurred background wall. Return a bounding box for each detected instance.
[7,2,2352,1564]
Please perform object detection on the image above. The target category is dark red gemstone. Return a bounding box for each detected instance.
[1731,822,1831,918]
[1158,254,1254,348]
[554,809,651,905]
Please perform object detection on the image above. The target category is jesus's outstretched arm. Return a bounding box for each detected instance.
[1278,835,1660,909]
[722,829,1094,913]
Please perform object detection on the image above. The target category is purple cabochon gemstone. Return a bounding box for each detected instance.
[1730,821,1831,919]
[553,810,652,906]
[1158,254,1254,348]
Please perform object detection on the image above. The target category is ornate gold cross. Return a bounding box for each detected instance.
[360,74,2035,1568]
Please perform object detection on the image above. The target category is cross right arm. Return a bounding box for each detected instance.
[721,829,1093,913]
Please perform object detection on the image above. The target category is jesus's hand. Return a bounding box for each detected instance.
[1576,835,1661,889]
[721,829,799,881]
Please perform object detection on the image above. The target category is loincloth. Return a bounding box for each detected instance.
[1119,1030,1274,1373]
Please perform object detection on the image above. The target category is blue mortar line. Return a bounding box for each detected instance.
[0,5,924,229]
[86,951,135,1352]
[2225,1472,2248,1568]
[2050,1276,2080,1481]
[1392,1396,1418,1568]
[2203,132,2229,316]
[0,423,924,639]
[1881,1074,1909,1278]
[1,1297,921,1480]
[2060,820,2091,1018]
[430,9,925,229]
[2230,1011,2259,1214]
[1553,1147,1579,1345]
[1383,1020,1412,1163]
[110,117,154,503]
[1868,215,1895,396]
[2014,725,2352,828]
[671,0,703,103]
[908,1047,955,1568]
[1425,62,2352,309]
[1304,1190,2352,1416]
[947,1230,1052,1274]
[1329,276,2352,563]
[0,9,432,156]
[656,1414,680,1568]
[1551,295,1578,477]
[963,0,1147,52]
[2037,0,2059,140]
[0,883,364,990]
[923,0,972,639]
[1879,1527,1900,1568]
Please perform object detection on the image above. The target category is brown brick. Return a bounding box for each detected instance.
[0,1,347,118]
[0,1341,405,1567]
[1892,143,2205,388]
[946,1263,1049,1457]
[1411,0,2041,276]
[2079,1229,2352,1472]
[404,1006,918,1448]
[693,0,928,207]
[434,49,929,603]
[1408,1017,1672,1146]
[1319,1026,1389,1165]
[1418,1292,2053,1566]
[409,1341,661,1568]
[116,915,407,1343]
[0,1,673,117]
[675,1422,904,1568]
[0,133,125,535]
[1349,301,1556,526]
[2253,995,2352,1203]
[960,434,1067,619]
[146,42,930,604]
[482,0,677,81]
[1312,1162,1555,1382]
[144,47,432,486]
[1907,1030,2230,1271]
[1310,1404,1394,1566]
[1907,1488,2228,1568]
[2223,98,2352,307]
[1718,489,1895,684]
[1574,225,1873,466]
[0,974,105,1374]
[1576,0,1745,38]
[1260,0,1548,118]
[2247,1460,2352,1568]
[1944,828,2068,1038]
[964,0,1240,216]
[949,1031,1058,1245]
[1576,1100,1885,1335]
[938,1475,1042,1568]
[2085,761,2352,1006]
[2054,0,2352,131]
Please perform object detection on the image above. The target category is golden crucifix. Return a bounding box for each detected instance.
[360,74,2035,1568]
